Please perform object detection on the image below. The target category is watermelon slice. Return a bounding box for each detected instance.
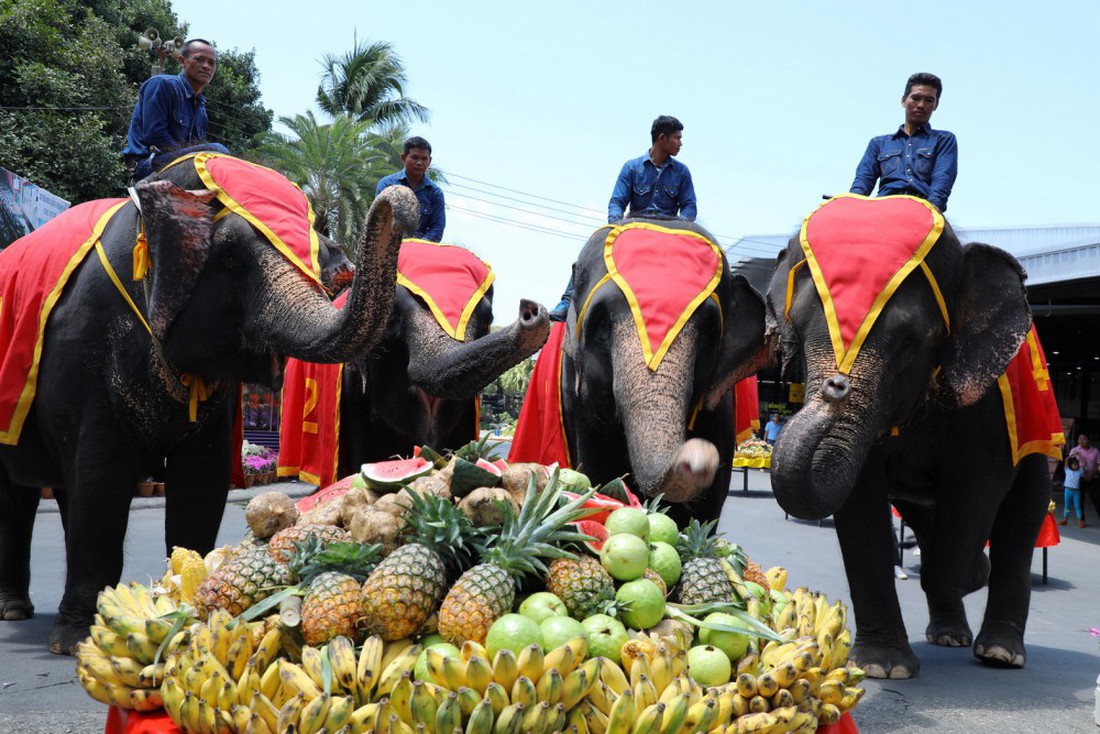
[563,491,625,525]
[571,520,610,554]
[491,458,509,472]
[594,477,642,509]
[296,474,357,512]
[450,457,504,498]
[360,456,432,492]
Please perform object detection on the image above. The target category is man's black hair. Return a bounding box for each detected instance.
[182,39,215,58]
[650,115,683,143]
[403,136,432,155]
[904,72,942,100]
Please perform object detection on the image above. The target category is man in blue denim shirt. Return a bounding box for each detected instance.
[549,116,696,321]
[122,39,229,182]
[375,136,445,242]
[850,72,957,212]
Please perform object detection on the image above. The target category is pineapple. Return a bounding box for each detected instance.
[292,538,380,645]
[360,491,483,640]
[675,519,734,605]
[193,545,293,618]
[741,558,770,591]
[438,471,596,644]
[545,555,615,619]
[267,523,351,563]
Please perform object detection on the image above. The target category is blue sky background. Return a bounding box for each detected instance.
[173,0,1097,319]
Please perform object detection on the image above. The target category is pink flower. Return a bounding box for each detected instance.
[1090,627,1100,638]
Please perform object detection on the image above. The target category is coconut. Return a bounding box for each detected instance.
[500,462,549,503]
[244,492,300,539]
[457,487,519,527]
[297,495,345,527]
[347,507,403,555]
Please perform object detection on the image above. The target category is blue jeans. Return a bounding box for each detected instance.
[1064,488,1083,520]
[131,142,230,182]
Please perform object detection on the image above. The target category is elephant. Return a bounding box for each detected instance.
[765,194,1059,679]
[0,153,416,654]
[280,240,550,481]
[555,217,768,527]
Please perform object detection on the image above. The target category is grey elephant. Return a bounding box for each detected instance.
[279,240,549,482]
[0,153,415,653]
[513,218,768,527]
[766,195,1062,678]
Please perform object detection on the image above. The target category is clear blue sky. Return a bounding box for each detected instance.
[173,0,1097,319]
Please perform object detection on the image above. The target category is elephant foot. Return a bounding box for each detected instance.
[0,595,34,621]
[925,617,972,647]
[974,625,1026,668]
[850,638,920,679]
[48,614,92,656]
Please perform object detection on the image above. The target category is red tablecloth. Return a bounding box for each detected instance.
[106,706,857,733]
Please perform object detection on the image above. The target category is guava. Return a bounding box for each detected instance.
[557,468,592,490]
[600,533,650,581]
[615,579,666,630]
[540,615,587,651]
[698,612,751,661]
[604,507,650,539]
[579,614,629,665]
[414,641,460,682]
[687,644,732,686]
[518,592,568,624]
[647,541,682,587]
[647,513,680,545]
[485,613,544,659]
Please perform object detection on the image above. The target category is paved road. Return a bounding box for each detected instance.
[1,473,1098,733]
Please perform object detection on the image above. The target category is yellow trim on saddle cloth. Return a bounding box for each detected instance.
[997,329,1064,465]
[600,222,724,371]
[396,239,496,342]
[797,194,946,375]
[555,332,573,468]
[0,202,128,445]
[95,238,209,423]
[189,152,325,291]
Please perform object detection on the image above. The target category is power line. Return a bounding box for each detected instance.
[447,204,585,241]
[448,181,606,224]
[447,191,602,230]
[445,172,606,216]
[0,105,127,112]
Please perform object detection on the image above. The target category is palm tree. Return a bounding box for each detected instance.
[317,40,430,127]
[254,111,389,248]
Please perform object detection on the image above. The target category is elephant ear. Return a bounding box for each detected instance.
[938,242,1031,407]
[704,271,769,409]
[135,180,219,342]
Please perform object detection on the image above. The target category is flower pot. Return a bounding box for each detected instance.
[243,474,255,489]
[153,482,166,497]
[136,481,155,497]
[266,471,277,484]
[40,486,54,500]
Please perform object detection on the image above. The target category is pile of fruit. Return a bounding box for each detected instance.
[77,442,865,733]
[733,439,771,461]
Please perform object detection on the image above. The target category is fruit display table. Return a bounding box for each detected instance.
[731,455,770,494]
[104,706,860,733]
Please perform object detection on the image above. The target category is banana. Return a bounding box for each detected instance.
[298,691,331,734]
[628,654,652,689]
[466,696,496,734]
[484,681,510,716]
[229,703,252,732]
[138,661,166,688]
[216,678,240,713]
[747,694,770,714]
[427,646,468,690]
[253,692,281,733]
[774,600,798,632]
[76,669,115,707]
[434,691,462,733]
[563,636,589,666]
[837,686,865,712]
[511,675,538,708]
[376,643,424,699]
[144,615,176,645]
[301,645,327,690]
[357,634,385,702]
[734,673,757,699]
[199,669,223,710]
[225,627,255,682]
[89,624,132,658]
[175,690,201,732]
[787,678,812,705]
[730,692,749,718]
[605,688,635,734]
[770,661,800,690]
[649,645,674,697]
[598,657,630,696]
[521,700,551,734]
[537,667,564,706]
[755,672,779,699]
[279,659,323,700]
[818,679,844,706]
[542,643,575,679]
[380,637,417,671]
[567,704,592,734]
[629,701,664,734]
[764,567,788,592]
[770,687,795,710]
[831,630,853,669]
[545,702,567,734]
[465,654,495,695]
[679,694,712,734]
[712,690,735,731]
[348,701,382,732]
[492,648,520,692]
[736,649,761,677]
[788,709,819,733]
[160,677,185,717]
[516,644,545,683]
[195,699,219,734]
[125,632,160,665]
[494,702,525,734]
[588,680,618,715]
[455,685,482,718]
[733,710,777,734]
[409,679,440,728]
[633,674,657,710]
[277,690,308,732]
[561,660,599,711]
[389,671,415,725]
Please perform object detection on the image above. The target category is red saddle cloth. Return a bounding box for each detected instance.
[997,325,1064,465]
[277,241,491,485]
[0,198,127,445]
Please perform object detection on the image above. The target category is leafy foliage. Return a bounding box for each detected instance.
[316,39,429,127]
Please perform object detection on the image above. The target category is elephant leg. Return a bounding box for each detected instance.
[164,407,233,555]
[974,454,1049,668]
[52,451,140,655]
[833,456,919,679]
[0,470,39,621]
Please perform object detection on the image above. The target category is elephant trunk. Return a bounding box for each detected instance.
[406,299,550,399]
[771,371,882,520]
[251,187,417,363]
[613,322,717,503]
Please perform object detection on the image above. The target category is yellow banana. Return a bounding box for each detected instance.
[660,692,692,734]
[409,679,440,728]
[817,679,844,706]
[125,632,160,665]
[542,643,575,679]
[630,701,664,734]
[89,624,132,658]
[227,703,251,732]
[277,690,308,732]
[747,694,770,714]
[736,649,761,677]
[817,701,841,725]
[494,702,525,734]
[389,671,414,725]
[224,627,254,682]
[301,645,327,689]
[521,699,551,734]
[144,615,175,645]
[484,681,510,716]
[605,688,635,734]
[831,629,853,669]
[764,567,788,592]
[837,685,865,712]
[76,669,115,707]
[279,659,323,700]
[577,699,610,734]
[628,654,652,689]
[516,644,545,683]
[461,639,490,662]
[298,690,331,734]
[348,701,382,732]
[598,657,630,696]
[175,691,201,732]
[455,685,481,718]
[380,637,417,671]
[427,646,468,690]
[561,660,599,710]
[730,692,749,718]
[536,667,564,706]
[465,653,494,695]
[733,710,777,734]
[253,691,280,732]
[712,689,735,731]
[199,669,224,710]
[511,675,538,708]
[633,674,658,710]
[770,687,795,709]
[466,696,496,734]
[755,672,779,699]
[734,673,757,699]
[770,661,799,690]
[436,691,463,733]
[376,643,424,699]
[357,634,385,701]
[679,693,712,734]
[131,686,165,712]
[483,646,516,691]
[567,704,592,734]
[649,645,674,696]
[564,635,590,665]
[787,678,812,705]
[590,679,619,714]
[160,677,185,717]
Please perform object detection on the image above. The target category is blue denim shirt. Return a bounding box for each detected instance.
[850,124,958,212]
[608,154,697,223]
[122,72,209,157]
[376,171,446,242]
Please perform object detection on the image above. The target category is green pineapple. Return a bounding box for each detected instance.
[267,523,351,563]
[437,471,596,644]
[193,545,293,618]
[360,491,483,640]
[675,519,734,605]
[293,538,380,645]
[545,555,615,619]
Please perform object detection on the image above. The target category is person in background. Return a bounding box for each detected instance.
[1060,455,1085,527]
[375,136,445,242]
[849,72,957,212]
[549,115,697,322]
[122,38,229,183]
[763,412,783,446]
[1068,433,1100,522]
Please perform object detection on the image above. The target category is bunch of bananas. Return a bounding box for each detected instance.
[76,582,194,711]
[157,546,208,606]
[159,608,286,733]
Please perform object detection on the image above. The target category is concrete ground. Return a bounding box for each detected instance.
[1,472,1098,733]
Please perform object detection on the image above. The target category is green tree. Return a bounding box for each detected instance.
[316,39,429,127]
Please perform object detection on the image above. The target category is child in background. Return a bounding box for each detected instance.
[1060,456,1085,527]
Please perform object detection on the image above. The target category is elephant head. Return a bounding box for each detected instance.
[564,218,768,504]
[766,197,1031,520]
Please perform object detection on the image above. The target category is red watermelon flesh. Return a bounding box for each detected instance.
[476,457,504,476]
[564,491,625,525]
[361,456,432,490]
[572,520,610,554]
[491,458,509,472]
[296,474,356,512]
